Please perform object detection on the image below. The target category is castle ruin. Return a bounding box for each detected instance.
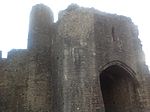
[0,4,150,112]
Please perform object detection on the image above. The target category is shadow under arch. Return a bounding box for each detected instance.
[99,60,140,112]
[99,60,139,86]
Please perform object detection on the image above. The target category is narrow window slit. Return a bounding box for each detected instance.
[112,27,115,41]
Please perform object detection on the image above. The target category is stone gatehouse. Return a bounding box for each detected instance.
[0,4,150,112]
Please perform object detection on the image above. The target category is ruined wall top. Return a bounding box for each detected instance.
[29,4,54,28]
[28,4,54,50]
[58,4,134,23]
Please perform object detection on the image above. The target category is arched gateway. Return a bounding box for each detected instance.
[99,61,140,112]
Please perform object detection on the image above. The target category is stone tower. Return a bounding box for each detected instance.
[0,4,150,112]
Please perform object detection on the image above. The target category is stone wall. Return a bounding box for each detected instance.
[0,49,29,112]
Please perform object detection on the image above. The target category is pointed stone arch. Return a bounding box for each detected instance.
[99,60,140,112]
[99,60,139,86]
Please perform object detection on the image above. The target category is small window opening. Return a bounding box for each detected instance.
[112,27,116,41]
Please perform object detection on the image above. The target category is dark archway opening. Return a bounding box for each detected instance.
[100,65,139,112]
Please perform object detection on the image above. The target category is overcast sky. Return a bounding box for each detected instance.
[0,0,150,67]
